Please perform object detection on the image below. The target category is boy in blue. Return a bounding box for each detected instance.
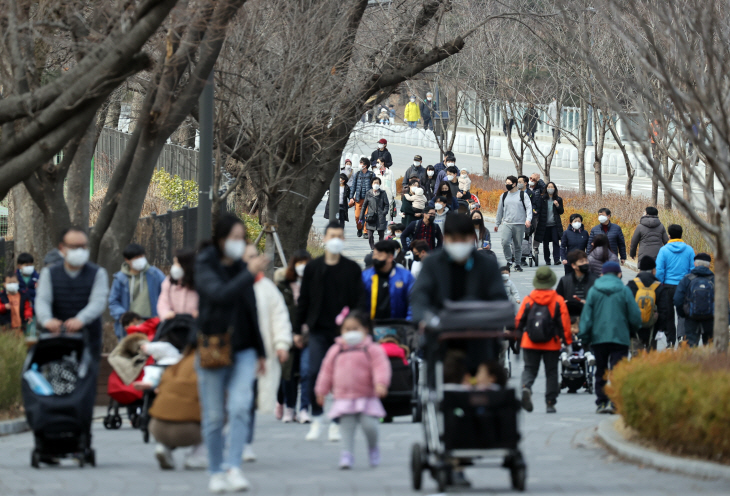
[17,252,40,305]
[655,224,695,346]
[362,241,415,320]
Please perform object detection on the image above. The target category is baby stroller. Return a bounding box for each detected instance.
[22,329,97,468]
[411,300,526,492]
[520,227,538,267]
[560,337,595,394]
[373,319,420,423]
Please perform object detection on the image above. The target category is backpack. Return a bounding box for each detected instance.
[634,278,660,328]
[518,300,563,344]
[684,274,715,321]
[501,190,527,213]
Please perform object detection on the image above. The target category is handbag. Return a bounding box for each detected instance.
[197,329,233,369]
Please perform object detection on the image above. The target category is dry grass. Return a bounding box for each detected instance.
[89,183,173,226]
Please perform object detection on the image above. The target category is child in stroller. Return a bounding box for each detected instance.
[374,323,418,422]
[560,337,595,394]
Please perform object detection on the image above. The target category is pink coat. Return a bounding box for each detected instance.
[315,335,392,400]
[156,277,200,318]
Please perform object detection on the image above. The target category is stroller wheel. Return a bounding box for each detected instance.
[382,415,393,424]
[130,414,141,429]
[112,415,123,430]
[31,450,40,469]
[436,468,450,492]
[410,443,423,490]
[103,416,113,430]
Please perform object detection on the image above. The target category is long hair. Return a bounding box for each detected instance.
[285,249,312,282]
[471,210,486,242]
[542,181,559,199]
[592,234,611,263]
[437,183,454,201]
[173,249,196,289]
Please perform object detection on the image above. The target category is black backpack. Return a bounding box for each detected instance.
[683,273,715,321]
[518,300,563,344]
[501,190,527,213]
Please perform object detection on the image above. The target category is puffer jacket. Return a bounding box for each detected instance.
[515,289,572,351]
[314,335,392,400]
[587,222,627,260]
[404,102,421,122]
[560,224,589,261]
[656,240,695,285]
[360,189,390,231]
[587,246,619,276]
[579,274,642,347]
[148,351,200,423]
[629,215,669,262]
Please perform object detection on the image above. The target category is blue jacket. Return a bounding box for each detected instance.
[560,224,589,261]
[109,264,166,338]
[587,222,627,260]
[17,268,40,304]
[655,240,695,285]
[361,266,415,320]
[352,170,375,201]
[672,266,724,319]
[426,194,459,212]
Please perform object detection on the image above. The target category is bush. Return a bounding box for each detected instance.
[608,347,730,461]
[0,333,26,411]
[151,169,199,209]
[241,213,266,252]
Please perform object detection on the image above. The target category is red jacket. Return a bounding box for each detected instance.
[126,317,160,340]
[380,342,408,365]
[516,290,572,351]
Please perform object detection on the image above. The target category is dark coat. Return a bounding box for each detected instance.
[401,219,443,251]
[420,100,437,120]
[400,194,417,229]
[403,165,428,188]
[587,246,619,276]
[370,148,393,169]
[523,108,538,134]
[629,215,669,263]
[324,184,350,223]
[587,222,627,260]
[556,272,597,317]
[360,189,389,231]
[424,176,438,200]
[534,195,564,242]
[560,225,590,261]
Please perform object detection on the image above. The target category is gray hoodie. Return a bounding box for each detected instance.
[496,190,533,226]
[630,215,669,262]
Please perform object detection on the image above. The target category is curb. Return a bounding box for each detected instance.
[0,418,29,437]
[597,418,730,480]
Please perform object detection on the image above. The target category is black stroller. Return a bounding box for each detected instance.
[22,330,97,468]
[411,301,526,492]
[560,337,595,394]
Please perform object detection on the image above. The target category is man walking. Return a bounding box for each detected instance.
[401,206,443,251]
[673,253,719,347]
[629,206,669,265]
[626,257,671,351]
[370,138,392,170]
[655,224,695,346]
[362,241,415,320]
[556,250,596,322]
[420,92,437,131]
[403,155,427,187]
[587,208,627,265]
[528,173,545,257]
[351,158,375,238]
[495,176,532,272]
[404,95,421,128]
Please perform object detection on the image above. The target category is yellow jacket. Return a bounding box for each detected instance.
[404,102,421,122]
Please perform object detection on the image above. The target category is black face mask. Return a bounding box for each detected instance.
[505,183,514,191]
[372,259,388,271]
[473,219,481,225]
[575,264,588,274]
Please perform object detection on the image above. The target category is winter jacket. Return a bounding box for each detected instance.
[125,316,160,340]
[109,263,166,339]
[360,189,390,231]
[380,341,408,365]
[274,268,299,327]
[560,225,589,261]
[148,351,200,423]
[157,278,199,319]
[578,274,642,347]
[587,246,619,276]
[532,179,547,198]
[503,279,520,307]
[420,100,437,119]
[0,291,33,327]
[587,222,627,260]
[626,272,671,331]
[424,176,438,200]
[253,275,293,414]
[672,266,722,319]
[404,102,421,122]
[403,165,428,189]
[370,148,393,169]
[556,272,597,317]
[401,219,443,251]
[426,193,459,212]
[324,184,351,223]
[314,335,392,400]
[655,240,695,285]
[17,269,40,304]
[629,215,669,262]
[523,107,538,134]
[535,195,564,242]
[352,170,375,201]
[374,167,396,206]
[475,227,492,250]
[516,290,572,351]
[361,266,415,320]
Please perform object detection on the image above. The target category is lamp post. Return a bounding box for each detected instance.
[197,71,214,244]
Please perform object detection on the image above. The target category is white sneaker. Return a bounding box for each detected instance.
[155,443,175,470]
[209,473,229,493]
[184,444,208,470]
[282,407,295,423]
[305,418,322,441]
[242,444,257,462]
[298,409,311,424]
[328,423,341,442]
[226,467,250,492]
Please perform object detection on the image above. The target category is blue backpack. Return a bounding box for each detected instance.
[683,274,715,321]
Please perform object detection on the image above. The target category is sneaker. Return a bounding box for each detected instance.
[513,264,524,272]
[184,444,208,470]
[368,448,381,467]
[521,388,533,412]
[274,403,284,420]
[546,404,557,414]
[596,402,607,414]
[585,351,596,367]
[328,423,342,442]
[357,230,363,238]
[305,418,322,441]
[604,402,617,415]
[242,444,257,462]
[209,473,229,494]
[339,451,354,469]
[226,467,250,492]
[155,443,175,470]
[282,407,295,423]
[298,409,312,424]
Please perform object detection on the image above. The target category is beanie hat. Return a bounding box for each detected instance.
[602,261,622,275]
[695,253,712,263]
[638,257,656,271]
[378,138,387,145]
[533,266,557,289]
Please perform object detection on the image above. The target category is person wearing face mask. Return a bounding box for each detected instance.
[157,249,199,322]
[341,158,355,189]
[433,163,459,199]
[324,173,351,228]
[408,240,430,278]
[471,210,491,251]
[495,176,532,272]
[560,214,590,274]
[433,150,454,176]
[0,269,34,334]
[373,158,396,219]
[528,173,546,257]
[534,182,564,266]
[403,154,427,187]
[351,158,375,238]
[400,178,419,228]
[587,208,627,265]
[556,250,596,324]
[404,95,421,128]
[401,206,443,252]
[432,197,450,233]
[194,213,270,492]
[362,241,415,321]
[296,223,365,442]
[370,138,393,170]
[360,177,390,250]
[109,243,166,340]
[424,165,437,199]
[427,181,459,212]
[16,252,40,306]
[420,92,437,131]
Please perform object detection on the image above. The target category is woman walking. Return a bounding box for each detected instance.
[470,210,492,251]
[157,249,199,320]
[324,173,351,228]
[535,182,564,266]
[587,234,619,276]
[360,177,389,250]
[560,214,590,274]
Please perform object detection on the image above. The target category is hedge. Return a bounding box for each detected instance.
[0,332,26,412]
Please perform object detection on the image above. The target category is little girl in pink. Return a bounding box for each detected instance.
[315,309,391,469]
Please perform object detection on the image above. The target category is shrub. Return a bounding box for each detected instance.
[151,169,199,210]
[608,347,730,461]
[0,333,26,411]
[241,213,265,252]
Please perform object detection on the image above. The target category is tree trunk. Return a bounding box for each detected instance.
[106,100,122,129]
[713,249,729,353]
[578,98,587,195]
[67,122,96,227]
[11,184,55,264]
[682,159,692,202]
[651,174,659,206]
[662,156,672,209]
[594,159,603,196]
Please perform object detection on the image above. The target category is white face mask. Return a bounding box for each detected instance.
[170,264,184,281]
[501,273,510,281]
[295,264,306,278]
[446,162,455,167]
[342,330,365,346]
[5,283,19,293]
[445,242,473,262]
[65,248,90,268]
[427,170,434,177]
[446,175,454,181]
[414,187,423,195]
[598,215,609,224]
[410,98,416,102]
[427,97,432,101]
[21,266,34,276]
[224,239,246,260]
[373,183,381,191]
[435,203,444,211]
[131,256,148,272]
[572,221,582,230]
[517,183,526,190]
[395,232,402,237]
[325,238,345,255]
[529,181,536,187]
[413,162,421,167]
[378,145,385,149]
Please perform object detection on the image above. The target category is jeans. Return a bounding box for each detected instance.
[308,333,336,417]
[543,225,561,263]
[282,346,311,410]
[521,349,560,405]
[663,285,678,345]
[196,348,258,474]
[501,224,525,267]
[591,343,629,405]
[247,380,257,444]
[684,319,713,347]
[408,121,418,129]
[369,230,384,250]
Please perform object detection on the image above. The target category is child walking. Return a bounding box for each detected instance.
[315,309,391,469]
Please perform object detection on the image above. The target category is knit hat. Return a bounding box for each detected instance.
[695,253,712,263]
[638,257,656,271]
[373,327,398,342]
[414,155,422,161]
[378,138,387,145]
[460,167,468,173]
[533,266,557,289]
[602,261,622,274]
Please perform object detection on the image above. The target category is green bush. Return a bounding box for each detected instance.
[240,213,266,252]
[0,333,27,411]
[151,169,199,209]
